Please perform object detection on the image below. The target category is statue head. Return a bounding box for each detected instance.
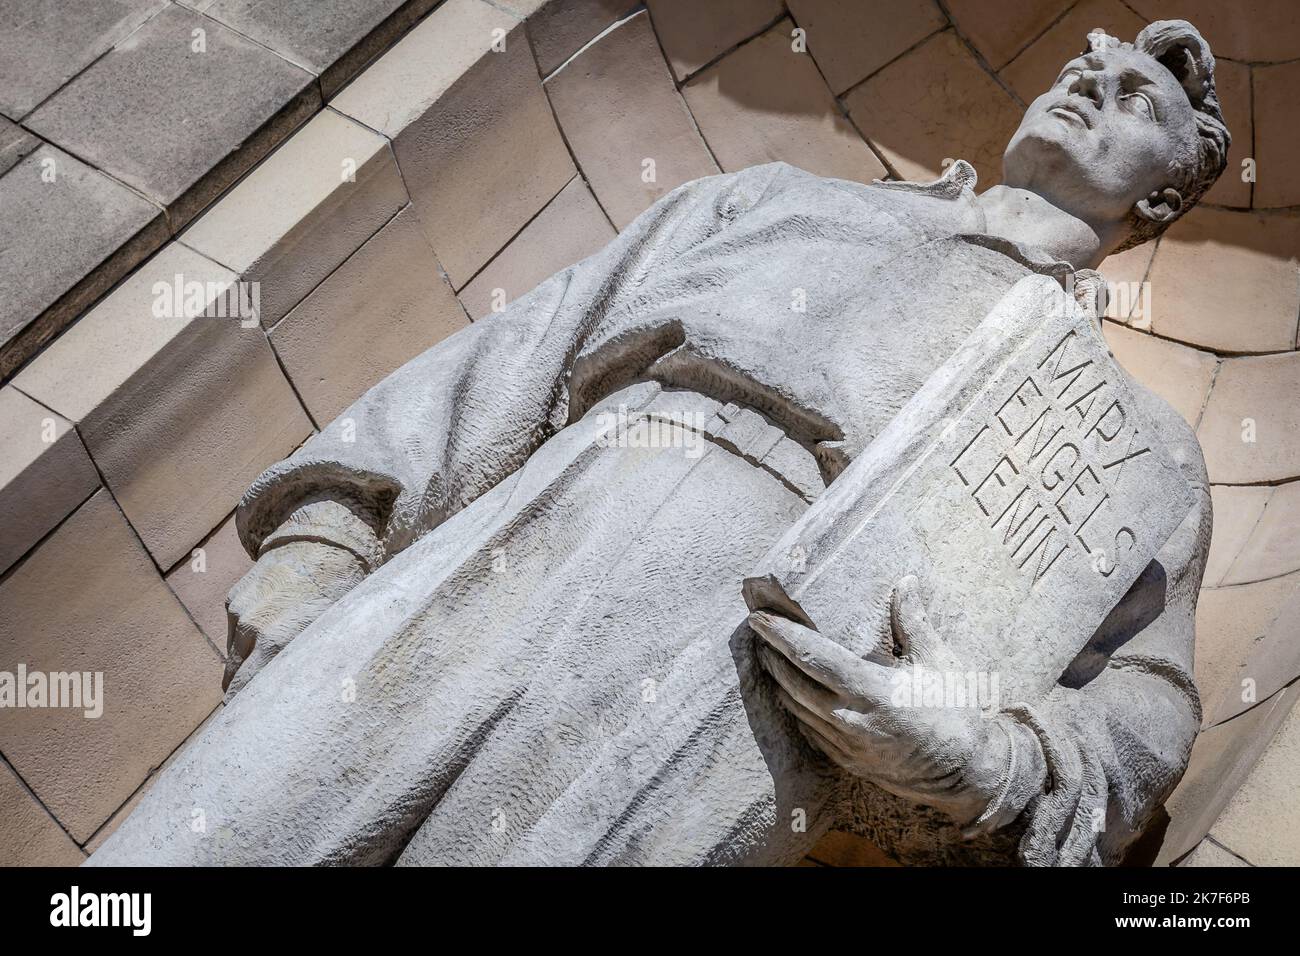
[1003,20,1230,252]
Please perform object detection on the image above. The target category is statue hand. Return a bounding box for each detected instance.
[749,575,1015,828]
[223,540,366,697]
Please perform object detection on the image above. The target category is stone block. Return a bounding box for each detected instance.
[787,0,946,94]
[24,4,320,227]
[545,11,717,230]
[1127,0,1300,64]
[646,0,784,82]
[460,176,615,320]
[203,0,441,98]
[1157,682,1296,863]
[0,387,99,576]
[945,0,1072,71]
[516,0,632,77]
[1195,574,1299,726]
[1211,691,1300,865]
[1252,59,1300,209]
[1099,241,1157,327]
[0,144,167,381]
[333,0,574,289]
[1144,208,1300,354]
[1202,58,1251,209]
[0,115,39,176]
[0,490,224,842]
[270,206,468,424]
[684,19,886,184]
[1204,485,1270,587]
[844,29,1021,187]
[1175,838,1248,867]
[165,512,252,652]
[1197,352,1300,485]
[181,107,409,329]
[1222,481,1300,586]
[14,242,313,570]
[0,0,167,120]
[85,703,222,853]
[1101,322,1217,428]
[0,760,84,866]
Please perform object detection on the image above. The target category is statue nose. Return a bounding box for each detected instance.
[1070,70,1105,108]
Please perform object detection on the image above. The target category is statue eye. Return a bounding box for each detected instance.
[1058,68,1081,85]
[1121,92,1154,118]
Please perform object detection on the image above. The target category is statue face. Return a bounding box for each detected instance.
[1003,45,1200,230]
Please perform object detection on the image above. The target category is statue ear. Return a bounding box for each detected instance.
[1135,187,1183,224]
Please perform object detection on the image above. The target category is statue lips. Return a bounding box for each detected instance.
[1047,99,1093,129]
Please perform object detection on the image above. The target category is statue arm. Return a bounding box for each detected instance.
[222,162,802,692]
[751,392,1210,866]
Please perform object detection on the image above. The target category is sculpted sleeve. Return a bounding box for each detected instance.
[235,163,797,567]
[1007,394,1209,866]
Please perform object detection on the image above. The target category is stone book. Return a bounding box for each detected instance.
[743,275,1196,705]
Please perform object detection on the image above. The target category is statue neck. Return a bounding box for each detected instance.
[975,185,1114,271]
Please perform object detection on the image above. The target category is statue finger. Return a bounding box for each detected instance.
[890,574,942,663]
[757,643,844,719]
[771,684,857,767]
[749,610,892,704]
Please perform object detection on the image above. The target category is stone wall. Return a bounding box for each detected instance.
[1,0,1296,866]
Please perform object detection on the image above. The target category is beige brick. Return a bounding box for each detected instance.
[1223,480,1300,586]
[999,0,1147,103]
[1211,691,1300,865]
[1175,838,1249,867]
[1204,485,1270,587]
[85,703,222,854]
[271,206,468,424]
[0,387,99,576]
[946,0,1072,71]
[1253,59,1300,209]
[1202,58,1252,209]
[0,761,84,867]
[164,512,252,653]
[684,19,886,184]
[1197,352,1300,485]
[1126,0,1300,65]
[787,0,946,94]
[517,0,632,77]
[0,490,224,842]
[1099,240,1157,327]
[461,177,615,320]
[1144,207,1300,355]
[14,242,313,570]
[646,0,784,82]
[333,0,575,288]
[844,29,1020,187]
[181,108,409,329]
[1102,322,1217,428]
[1157,683,1296,863]
[546,11,718,230]
[1195,573,1300,726]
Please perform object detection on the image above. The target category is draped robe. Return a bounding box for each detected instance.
[89,161,1209,867]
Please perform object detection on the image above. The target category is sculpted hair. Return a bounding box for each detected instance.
[1090,20,1231,251]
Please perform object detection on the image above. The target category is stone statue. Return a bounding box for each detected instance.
[90,20,1230,867]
